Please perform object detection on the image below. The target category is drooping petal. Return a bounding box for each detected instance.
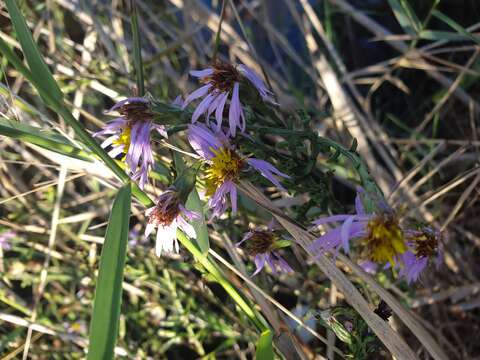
[190,68,214,78]
[230,184,238,214]
[238,64,277,104]
[355,192,366,215]
[236,231,254,246]
[246,158,289,191]
[340,215,356,253]
[208,180,234,218]
[228,82,241,137]
[252,254,266,277]
[177,215,196,239]
[182,84,212,109]
[214,92,229,131]
[265,253,277,274]
[276,254,293,273]
[144,222,156,238]
[399,251,428,283]
[192,92,217,123]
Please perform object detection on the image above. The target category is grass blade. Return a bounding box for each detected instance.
[87,184,131,360]
[431,9,480,45]
[418,30,471,41]
[129,0,145,96]
[0,118,92,162]
[387,0,421,36]
[255,330,274,360]
[4,0,62,102]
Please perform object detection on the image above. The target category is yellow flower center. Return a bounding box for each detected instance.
[112,126,131,159]
[204,147,243,196]
[363,215,406,265]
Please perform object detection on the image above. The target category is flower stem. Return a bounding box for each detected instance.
[177,231,269,332]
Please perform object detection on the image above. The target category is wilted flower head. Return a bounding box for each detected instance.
[398,225,442,283]
[0,230,14,250]
[310,190,407,265]
[183,62,275,137]
[187,124,289,218]
[94,97,167,189]
[237,226,292,276]
[145,188,199,256]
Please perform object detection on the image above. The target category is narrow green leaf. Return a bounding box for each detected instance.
[387,0,421,36]
[4,0,63,102]
[87,184,131,360]
[255,330,274,360]
[418,30,471,42]
[431,10,480,45]
[186,187,210,253]
[129,0,145,96]
[0,118,92,161]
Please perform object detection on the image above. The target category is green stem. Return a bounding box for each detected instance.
[212,0,227,62]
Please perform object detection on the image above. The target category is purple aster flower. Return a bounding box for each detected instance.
[145,188,199,256]
[0,230,14,250]
[310,191,407,265]
[183,62,275,137]
[237,227,293,276]
[94,97,167,189]
[187,124,289,218]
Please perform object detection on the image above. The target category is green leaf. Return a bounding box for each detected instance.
[418,30,469,41]
[87,184,132,360]
[387,0,421,36]
[255,329,274,360]
[186,188,210,254]
[4,0,63,103]
[129,0,145,96]
[0,118,92,161]
[431,10,480,45]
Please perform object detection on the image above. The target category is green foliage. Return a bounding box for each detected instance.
[255,329,274,360]
[0,118,92,161]
[87,184,131,360]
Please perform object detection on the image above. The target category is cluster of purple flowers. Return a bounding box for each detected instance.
[93,61,441,282]
[94,62,291,272]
